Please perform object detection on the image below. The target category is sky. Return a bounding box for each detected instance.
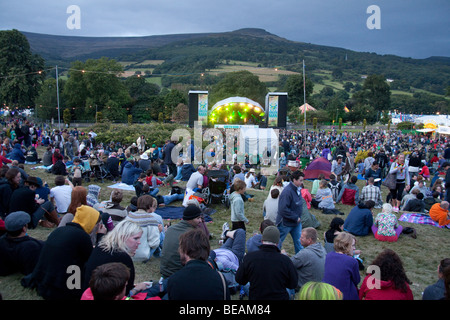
[0,0,448,59]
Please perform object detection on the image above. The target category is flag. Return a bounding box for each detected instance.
[344,105,350,113]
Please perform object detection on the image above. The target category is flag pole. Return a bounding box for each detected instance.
[303,59,306,134]
[56,65,61,130]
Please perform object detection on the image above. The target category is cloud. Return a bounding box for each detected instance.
[0,0,448,58]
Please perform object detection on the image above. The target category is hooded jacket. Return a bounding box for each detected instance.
[230,191,247,224]
[121,162,142,185]
[344,203,374,236]
[125,209,161,262]
[277,182,303,227]
[290,242,327,289]
[7,144,25,163]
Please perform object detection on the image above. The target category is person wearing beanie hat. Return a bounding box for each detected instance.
[22,206,106,300]
[158,205,204,293]
[261,225,280,245]
[235,225,298,300]
[182,205,202,220]
[72,205,102,235]
[0,211,45,276]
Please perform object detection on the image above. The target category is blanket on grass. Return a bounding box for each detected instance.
[399,213,450,228]
[155,205,215,222]
[107,182,136,191]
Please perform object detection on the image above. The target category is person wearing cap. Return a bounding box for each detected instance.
[244,168,257,189]
[159,205,204,287]
[0,211,45,276]
[235,226,298,300]
[9,176,60,228]
[138,152,151,172]
[21,205,106,300]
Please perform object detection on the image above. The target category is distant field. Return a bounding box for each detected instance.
[210,63,300,82]
[134,60,165,66]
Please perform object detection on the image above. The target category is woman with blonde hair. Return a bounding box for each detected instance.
[322,232,360,300]
[83,220,149,298]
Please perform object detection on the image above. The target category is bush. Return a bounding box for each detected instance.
[88,122,192,147]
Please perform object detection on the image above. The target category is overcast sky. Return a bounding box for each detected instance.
[0,0,448,59]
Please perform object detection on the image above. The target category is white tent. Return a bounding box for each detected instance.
[437,126,450,135]
[415,115,450,127]
[238,127,279,166]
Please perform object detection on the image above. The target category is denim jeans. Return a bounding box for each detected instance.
[163,193,184,205]
[277,221,303,254]
[149,188,159,197]
[175,167,182,180]
[221,228,246,263]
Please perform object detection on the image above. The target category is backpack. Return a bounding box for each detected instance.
[329,181,340,202]
[341,188,356,205]
[152,149,159,161]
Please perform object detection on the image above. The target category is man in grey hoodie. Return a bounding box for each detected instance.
[290,227,327,291]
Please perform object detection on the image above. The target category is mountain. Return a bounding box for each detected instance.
[21,28,450,95]
[21,30,215,63]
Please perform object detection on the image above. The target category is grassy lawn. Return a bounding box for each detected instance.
[0,146,448,300]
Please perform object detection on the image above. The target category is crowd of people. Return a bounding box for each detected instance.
[0,117,449,301]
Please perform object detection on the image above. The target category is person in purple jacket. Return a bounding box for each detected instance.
[322,232,360,300]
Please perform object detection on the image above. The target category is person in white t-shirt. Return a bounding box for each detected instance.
[244,169,257,189]
[50,175,74,214]
[186,165,205,192]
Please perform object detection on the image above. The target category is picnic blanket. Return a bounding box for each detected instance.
[155,206,215,222]
[107,182,135,191]
[399,213,450,228]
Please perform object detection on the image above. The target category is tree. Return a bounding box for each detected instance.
[63,57,131,120]
[0,30,45,108]
[63,108,71,126]
[283,74,314,111]
[172,103,189,123]
[360,74,391,111]
[210,70,267,106]
[123,75,160,103]
[102,99,127,122]
[34,78,65,120]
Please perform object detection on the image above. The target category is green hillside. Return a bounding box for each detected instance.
[21,28,450,97]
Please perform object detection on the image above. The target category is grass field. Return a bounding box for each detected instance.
[0,147,448,300]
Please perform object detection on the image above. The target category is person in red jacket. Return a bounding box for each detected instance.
[359,249,413,300]
[0,154,12,169]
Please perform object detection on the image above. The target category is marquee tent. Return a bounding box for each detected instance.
[299,103,317,114]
